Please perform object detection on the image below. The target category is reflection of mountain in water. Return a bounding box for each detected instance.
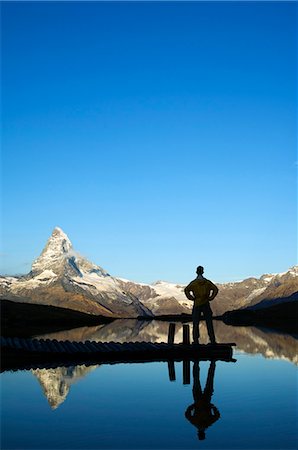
[32,365,98,410]
[35,320,298,365]
[31,321,297,410]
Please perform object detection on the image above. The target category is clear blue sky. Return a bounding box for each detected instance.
[1,2,297,283]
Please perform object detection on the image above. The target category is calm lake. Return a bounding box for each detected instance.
[1,320,297,449]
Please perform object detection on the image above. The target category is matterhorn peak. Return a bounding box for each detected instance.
[31,227,73,275]
[52,226,71,241]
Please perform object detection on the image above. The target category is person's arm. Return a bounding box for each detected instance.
[185,404,195,420]
[184,282,195,300]
[211,405,221,421]
[208,282,218,301]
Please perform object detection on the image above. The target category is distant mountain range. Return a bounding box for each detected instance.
[1,227,297,318]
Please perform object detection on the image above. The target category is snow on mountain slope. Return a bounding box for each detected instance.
[117,279,193,315]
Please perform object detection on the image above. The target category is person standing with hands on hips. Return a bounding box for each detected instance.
[184,266,219,344]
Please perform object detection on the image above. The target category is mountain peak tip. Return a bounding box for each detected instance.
[51,227,70,240]
[31,227,72,272]
[47,226,72,248]
[53,226,66,234]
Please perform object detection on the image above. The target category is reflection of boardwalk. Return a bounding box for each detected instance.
[1,335,235,372]
[185,361,220,440]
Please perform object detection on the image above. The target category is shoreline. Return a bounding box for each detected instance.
[1,298,297,337]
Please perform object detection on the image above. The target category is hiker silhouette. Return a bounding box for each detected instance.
[184,266,218,344]
[185,360,220,440]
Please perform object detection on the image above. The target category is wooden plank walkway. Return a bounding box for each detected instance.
[0,336,236,355]
[0,335,236,372]
[1,324,236,372]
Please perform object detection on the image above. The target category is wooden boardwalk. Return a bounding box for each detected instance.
[1,337,236,372]
[1,324,235,373]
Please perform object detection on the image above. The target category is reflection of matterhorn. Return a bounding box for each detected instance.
[32,364,98,409]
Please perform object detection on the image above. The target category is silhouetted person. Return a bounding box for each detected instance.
[184,266,218,344]
[185,361,220,440]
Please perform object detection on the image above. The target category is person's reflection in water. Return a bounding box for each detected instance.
[185,360,220,440]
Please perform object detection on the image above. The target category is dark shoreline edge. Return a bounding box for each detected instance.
[221,300,298,335]
[1,298,297,337]
[0,299,115,337]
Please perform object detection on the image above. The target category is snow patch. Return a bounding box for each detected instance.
[246,287,267,302]
[35,270,58,280]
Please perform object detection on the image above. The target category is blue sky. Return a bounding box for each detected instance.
[1,2,297,283]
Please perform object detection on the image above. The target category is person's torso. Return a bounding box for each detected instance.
[190,279,212,306]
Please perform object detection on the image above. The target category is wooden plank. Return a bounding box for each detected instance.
[12,337,23,350]
[183,359,191,385]
[53,340,63,353]
[84,341,97,352]
[183,324,190,345]
[168,323,176,345]
[57,341,69,353]
[71,342,83,353]
[6,337,14,348]
[167,361,176,382]
[63,341,76,354]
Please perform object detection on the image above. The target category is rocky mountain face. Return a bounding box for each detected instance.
[0,228,151,318]
[0,227,297,317]
[211,267,298,315]
[117,279,193,315]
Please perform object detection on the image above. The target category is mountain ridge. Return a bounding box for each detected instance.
[1,227,297,318]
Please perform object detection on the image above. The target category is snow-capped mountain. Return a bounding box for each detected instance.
[0,227,297,318]
[0,227,151,318]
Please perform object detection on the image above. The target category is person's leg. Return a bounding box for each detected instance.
[192,306,201,344]
[202,303,216,344]
[193,361,203,402]
[204,360,216,402]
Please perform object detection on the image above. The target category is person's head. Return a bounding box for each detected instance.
[198,430,206,441]
[196,266,204,276]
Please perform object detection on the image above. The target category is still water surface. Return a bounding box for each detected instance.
[1,321,297,449]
